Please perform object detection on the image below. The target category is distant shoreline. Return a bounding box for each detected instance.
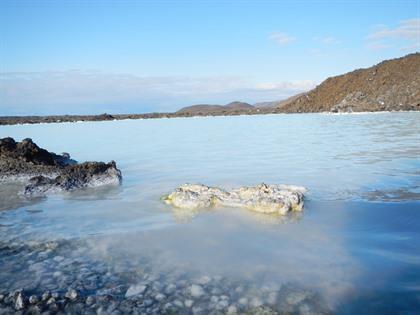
[1,109,419,126]
[0,110,266,126]
[2,53,418,126]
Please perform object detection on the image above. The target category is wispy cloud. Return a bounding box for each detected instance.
[269,32,296,45]
[255,80,316,91]
[308,48,328,58]
[313,36,341,45]
[366,41,391,51]
[367,18,420,51]
[0,71,315,115]
[368,18,419,41]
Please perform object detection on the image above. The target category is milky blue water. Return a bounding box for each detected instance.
[0,112,419,313]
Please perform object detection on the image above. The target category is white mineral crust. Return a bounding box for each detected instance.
[164,183,306,215]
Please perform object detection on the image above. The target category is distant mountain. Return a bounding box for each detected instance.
[254,93,306,109]
[225,101,254,110]
[2,54,419,126]
[176,101,254,115]
[275,53,420,113]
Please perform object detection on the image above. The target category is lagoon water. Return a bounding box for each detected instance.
[0,112,419,314]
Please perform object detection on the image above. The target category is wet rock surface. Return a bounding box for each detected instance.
[0,239,331,315]
[164,183,306,215]
[0,137,72,180]
[0,137,75,168]
[0,137,122,195]
[24,161,122,195]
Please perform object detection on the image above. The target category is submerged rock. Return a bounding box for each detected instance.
[188,284,205,298]
[65,288,78,301]
[125,284,147,298]
[0,137,122,195]
[164,183,306,215]
[13,290,26,310]
[0,240,333,314]
[28,295,39,304]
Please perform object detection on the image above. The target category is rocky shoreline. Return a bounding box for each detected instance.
[0,283,329,315]
[0,108,275,126]
[1,107,419,126]
[0,137,122,195]
[0,238,330,315]
[1,54,419,125]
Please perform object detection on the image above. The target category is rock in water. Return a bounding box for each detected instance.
[28,295,39,304]
[125,284,147,298]
[13,290,26,310]
[24,161,121,195]
[65,288,78,301]
[0,137,122,195]
[164,183,306,215]
[188,284,205,298]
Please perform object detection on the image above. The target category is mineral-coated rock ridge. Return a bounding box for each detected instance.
[0,137,122,195]
[164,183,306,215]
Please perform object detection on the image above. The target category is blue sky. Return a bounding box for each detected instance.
[0,0,419,115]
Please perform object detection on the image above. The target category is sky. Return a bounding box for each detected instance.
[0,0,419,115]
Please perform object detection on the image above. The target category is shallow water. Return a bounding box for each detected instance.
[0,112,419,313]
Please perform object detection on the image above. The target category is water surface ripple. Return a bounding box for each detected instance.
[0,112,419,314]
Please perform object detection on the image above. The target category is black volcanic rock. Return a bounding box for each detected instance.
[96,113,115,121]
[0,137,75,167]
[24,161,121,195]
[0,137,122,195]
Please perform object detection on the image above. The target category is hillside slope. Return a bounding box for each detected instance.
[276,53,420,113]
[176,101,254,115]
[254,93,306,109]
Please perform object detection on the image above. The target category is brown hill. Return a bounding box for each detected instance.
[275,53,420,113]
[225,101,254,110]
[176,101,254,115]
[2,54,419,126]
[176,104,224,114]
[254,93,306,109]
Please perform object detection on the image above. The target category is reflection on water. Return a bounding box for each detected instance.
[0,112,419,313]
[2,112,419,203]
[0,182,45,211]
[86,205,357,302]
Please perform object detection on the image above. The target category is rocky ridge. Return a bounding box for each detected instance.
[275,53,420,113]
[176,101,255,116]
[0,54,418,125]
